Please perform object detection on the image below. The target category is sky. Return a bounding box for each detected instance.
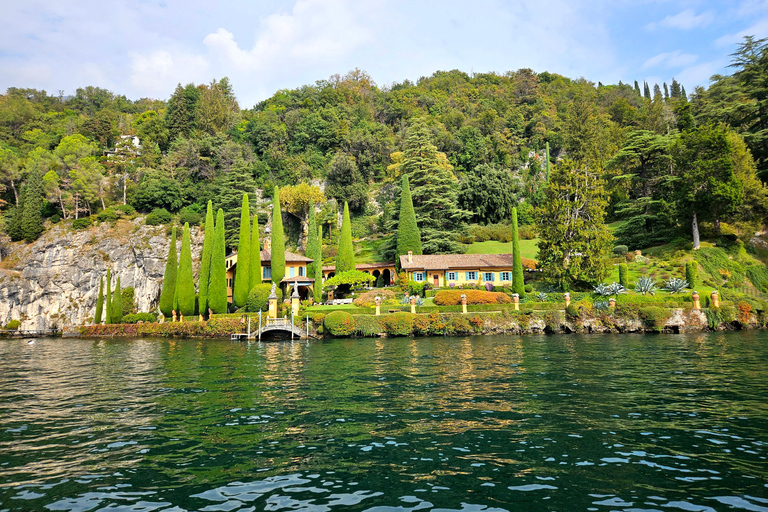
[1,0,767,108]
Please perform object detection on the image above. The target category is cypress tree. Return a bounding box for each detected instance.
[511,207,525,298]
[208,208,228,314]
[336,202,355,272]
[176,222,195,316]
[619,263,629,288]
[105,269,112,324]
[396,175,422,259]
[545,142,551,182]
[686,261,698,288]
[112,276,123,324]
[249,214,262,289]
[21,171,44,243]
[93,276,104,324]
[314,225,323,302]
[271,188,285,284]
[158,226,178,317]
[644,81,651,100]
[198,201,214,316]
[634,81,641,96]
[305,200,321,302]
[233,194,251,307]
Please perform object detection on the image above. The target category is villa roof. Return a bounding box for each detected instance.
[399,253,516,270]
[322,262,396,272]
[226,250,313,265]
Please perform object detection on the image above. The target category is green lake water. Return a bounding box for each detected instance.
[1,332,767,511]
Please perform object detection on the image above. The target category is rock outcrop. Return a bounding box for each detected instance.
[0,219,202,330]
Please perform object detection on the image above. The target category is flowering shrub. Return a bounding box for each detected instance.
[379,312,415,336]
[434,290,511,306]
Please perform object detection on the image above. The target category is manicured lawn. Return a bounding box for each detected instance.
[465,239,539,260]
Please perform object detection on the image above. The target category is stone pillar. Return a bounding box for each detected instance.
[512,293,520,311]
[375,297,381,316]
[692,291,701,310]
[179,313,183,323]
[291,286,301,317]
[711,290,719,308]
[564,292,570,308]
[199,314,204,322]
[159,315,164,324]
[172,310,177,322]
[461,294,467,315]
[609,297,616,308]
[328,290,334,303]
[410,296,416,314]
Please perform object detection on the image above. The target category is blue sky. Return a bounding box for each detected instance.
[1,0,767,108]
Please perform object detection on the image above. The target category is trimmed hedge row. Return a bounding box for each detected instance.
[434,290,512,305]
[80,317,245,337]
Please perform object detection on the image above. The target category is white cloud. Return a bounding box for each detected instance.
[642,50,699,69]
[675,60,726,87]
[129,50,210,97]
[647,9,715,30]
[715,17,768,47]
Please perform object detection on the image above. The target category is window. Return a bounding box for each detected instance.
[289,267,295,278]
[299,266,305,277]
[447,272,457,281]
[466,271,477,280]
[264,266,272,279]
[483,272,494,282]
[414,272,424,281]
[501,272,511,281]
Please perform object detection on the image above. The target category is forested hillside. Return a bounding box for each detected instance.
[1,37,767,262]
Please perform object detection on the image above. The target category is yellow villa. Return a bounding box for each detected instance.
[225,249,315,301]
[399,251,525,288]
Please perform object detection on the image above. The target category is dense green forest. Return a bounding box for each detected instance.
[2,37,768,267]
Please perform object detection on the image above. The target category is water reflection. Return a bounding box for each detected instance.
[1,333,767,511]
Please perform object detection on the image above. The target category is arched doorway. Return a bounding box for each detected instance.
[382,268,391,286]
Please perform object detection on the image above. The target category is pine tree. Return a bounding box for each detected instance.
[396,174,422,259]
[401,118,467,253]
[511,207,526,298]
[176,222,196,316]
[158,226,178,317]
[233,194,251,307]
[111,276,123,323]
[670,78,682,98]
[93,276,104,324]
[663,82,669,100]
[250,214,262,289]
[337,202,355,272]
[305,199,322,302]
[208,208,228,314]
[198,201,214,316]
[271,188,286,284]
[105,269,113,324]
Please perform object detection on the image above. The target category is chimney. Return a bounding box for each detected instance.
[408,251,413,263]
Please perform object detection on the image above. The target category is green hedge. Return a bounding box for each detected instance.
[324,311,356,336]
[122,313,158,324]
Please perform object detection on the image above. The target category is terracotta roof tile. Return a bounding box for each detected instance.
[399,253,515,270]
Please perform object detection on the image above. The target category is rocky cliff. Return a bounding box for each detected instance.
[0,220,202,330]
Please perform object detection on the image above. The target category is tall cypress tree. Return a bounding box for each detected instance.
[198,201,214,316]
[176,222,196,316]
[396,175,422,260]
[249,214,262,289]
[208,208,228,314]
[158,226,178,317]
[105,269,113,324]
[336,202,355,272]
[314,225,323,302]
[93,276,104,324]
[511,207,526,298]
[112,276,123,324]
[271,188,285,284]
[233,194,251,307]
[21,171,44,243]
[305,200,321,301]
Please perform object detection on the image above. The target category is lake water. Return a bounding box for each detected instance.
[1,333,767,512]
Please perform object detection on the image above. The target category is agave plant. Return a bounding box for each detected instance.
[635,275,657,295]
[662,277,689,294]
[593,283,611,296]
[593,300,611,310]
[401,295,411,305]
[606,282,627,295]
[416,297,425,306]
[536,292,548,301]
